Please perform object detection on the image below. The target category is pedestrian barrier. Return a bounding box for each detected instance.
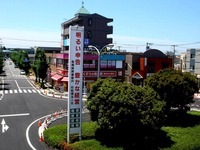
[39,133,44,142]
[38,120,42,127]
[38,109,68,142]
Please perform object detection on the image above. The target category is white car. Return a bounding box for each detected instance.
[20,70,26,75]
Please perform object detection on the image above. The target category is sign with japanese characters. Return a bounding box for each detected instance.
[67,25,84,142]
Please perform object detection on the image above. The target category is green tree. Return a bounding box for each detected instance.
[86,78,165,132]
[10,50,30,74]
[0,49,4,73]
[145,68,198,114]
[32,48,49,88]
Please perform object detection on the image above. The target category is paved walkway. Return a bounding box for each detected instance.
[28,75,87,100]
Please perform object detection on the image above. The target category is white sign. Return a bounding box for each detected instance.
[67,25,84,142]
[1,119,9,133]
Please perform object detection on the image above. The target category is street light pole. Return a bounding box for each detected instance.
[88,44,114,78]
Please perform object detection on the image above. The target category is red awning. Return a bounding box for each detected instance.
[61,77,68,82]
[51,74,63,81]
[50,72,56,76]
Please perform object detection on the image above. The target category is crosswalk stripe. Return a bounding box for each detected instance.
[28,89,32,93]
[2,89,40,94]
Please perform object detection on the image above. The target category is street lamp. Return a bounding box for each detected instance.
[197,74,200,92]
[88,44,114,78]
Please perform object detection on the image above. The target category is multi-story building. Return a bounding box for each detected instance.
[49,53,125,92]
[48,6,125,92]
[185,48,200,75]
[61,5,113,52]
[124,49,172,86]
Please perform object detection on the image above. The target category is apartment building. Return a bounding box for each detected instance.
[48,5,125,92]
[61,5,113,52]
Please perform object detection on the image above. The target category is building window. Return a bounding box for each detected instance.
[84,60,95,68]
[148,62,155,73]
[87,31,92,39]
[132,62,140,70]
[162,62,168,69]
[190,54,195,59]
[88,19,92,26]
[190,65,195,71]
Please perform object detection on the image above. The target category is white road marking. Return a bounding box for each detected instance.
[23,89,27,93]
[26,114,50,150]
[28,89,32,93]
[14,90,18,93]
[9,90,13,94]
[15,80,21,91]
[0,113,30,118]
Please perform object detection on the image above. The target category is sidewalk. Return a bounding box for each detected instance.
[28,75,87,100]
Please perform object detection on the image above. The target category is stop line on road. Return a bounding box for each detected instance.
[0,89,41,94]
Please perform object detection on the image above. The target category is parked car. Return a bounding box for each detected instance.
[20,70,26,75]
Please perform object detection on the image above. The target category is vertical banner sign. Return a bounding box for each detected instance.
[67,25,84,142]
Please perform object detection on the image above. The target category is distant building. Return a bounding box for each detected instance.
[185,48,200,74]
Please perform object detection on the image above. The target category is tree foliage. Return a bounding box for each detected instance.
[86,78,165,132]
[0,49,4,73]
[145,68,198,113]
[10,50,30,74]
[31,48,49,88]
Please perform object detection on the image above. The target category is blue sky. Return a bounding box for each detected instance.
[1,0,200,54]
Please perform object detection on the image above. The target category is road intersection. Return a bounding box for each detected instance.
[0,60,69,150]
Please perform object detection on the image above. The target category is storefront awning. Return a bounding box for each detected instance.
[132,72,143,79]
[51,74,63,81]
[50,72,56,76]
[61,77,68,82]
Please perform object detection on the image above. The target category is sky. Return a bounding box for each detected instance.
[1,0,200,54]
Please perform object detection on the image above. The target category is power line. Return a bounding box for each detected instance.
[1,37,60,43]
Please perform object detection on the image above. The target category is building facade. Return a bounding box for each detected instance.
[61,5,113,52]
[125,49,173,86]
[185,48,200,74]
[49,53,125,92]
[46,5,125,92]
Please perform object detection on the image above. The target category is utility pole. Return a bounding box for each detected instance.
[146,42,153,51]
[171,45,176,69]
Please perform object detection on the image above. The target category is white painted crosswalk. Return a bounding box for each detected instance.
[0,89,40,94]
[7,75,26,78]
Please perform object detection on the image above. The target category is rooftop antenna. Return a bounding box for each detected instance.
[82,1,84,7]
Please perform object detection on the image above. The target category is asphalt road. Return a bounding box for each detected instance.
[0,60,69,150]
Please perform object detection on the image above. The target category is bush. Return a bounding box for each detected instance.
[43,124,67,148]
[43,122,99,149]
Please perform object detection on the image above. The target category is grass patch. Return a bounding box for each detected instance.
[44,111,200,150]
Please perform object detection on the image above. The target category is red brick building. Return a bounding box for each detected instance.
[125,49,172,86]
